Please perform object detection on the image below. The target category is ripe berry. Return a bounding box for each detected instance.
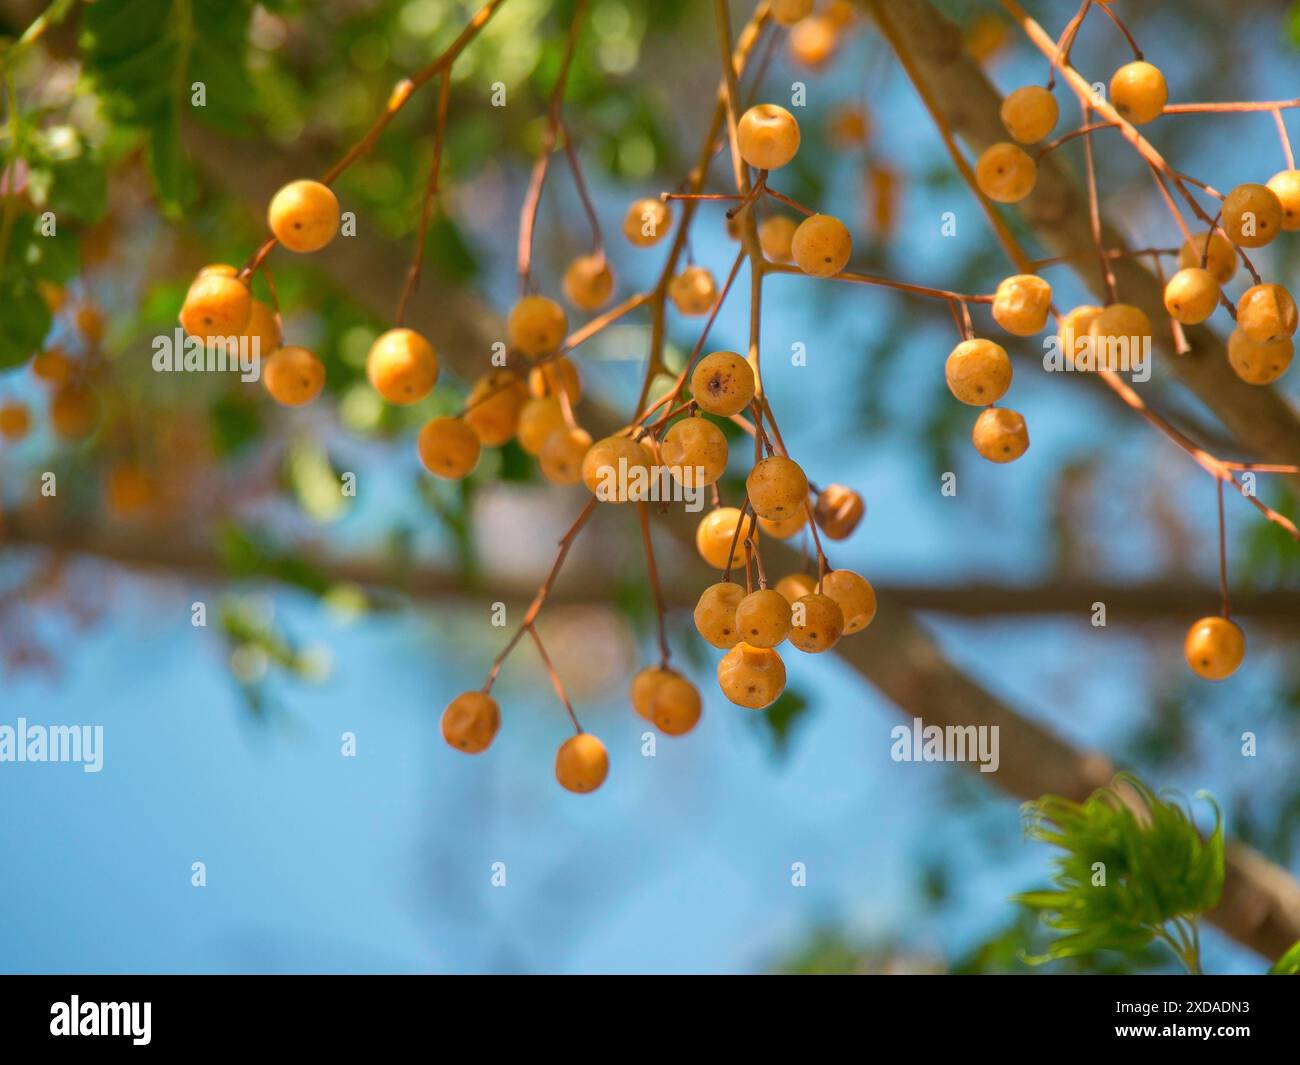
[1178,231,1237,285]
[813,484,864,540]
[32,348,75,385]
[562,253,614,312]
[1163,267,1220,325]
[1000,85,1059,144]
[735,588,792,648]
[263,346,325,407]
[788,15,837,69]
[540,426,593,485]
[820,569,876,634]
[1089,303,1152,371]
[746,454,809,520]
[975,143,1036,203]
[555,733,609,793]
[738,104,801,171]
[180,270,252,341]
[758,509,807,539]
[1226,330,1293,385]
[663,416,726,485]
[694,581,746,648]
[775,572,817,604]
[517,395,566,456]
[772,0,813,25]
[418,416,481,479]
[827,104,871,149]
[624,197,672,247]
[788,593,844,653]
[465,370,527,446]
[696,507,751,569]
[581,434,653,502]
[691,350,755,416]
[268,179,340,253]
[508,295,568,359]
[1183,616,1244,681]
[759,215,798,262]
[791,213,852,277]
[49,383,99,440]
[441,691,501,753]
[1266,169,1300,230]
[366,327,439,404]
[717,642,787,709]
[1236,283,1297,343]
[529,355,582,403]
[945,339,1012,405]
[1109,61,1167,125]
[1222,183,1284,248]
[104,462,156,519]
[0,401,30,441]
[992,274,1052,336]
[630,666,702,736]
[242,299,281,358]
[668,266,718,316]
[971,407,1029,463]
[1058,305,1102,368]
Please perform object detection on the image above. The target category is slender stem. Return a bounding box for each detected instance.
[765,262,993,303]
[395,70,452,325]
[1217,476,1230,618]
[527,624,582,733]
[636,502,672,665]
[1273,108,1296,170]
[1082,104,1118,304]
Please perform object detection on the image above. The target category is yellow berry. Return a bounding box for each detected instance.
[738,103,801,171]
[1178,231,1237,285]
[180,271,252,341]
[241,299,281,359]
[562,253,614,312]
[759,215,798,262]
[1226,329,1293,385]
[417,416,481,479]
[717,642,787,709]
[788,593,844,654]
[735,588,792,648]
[691,350,755,416]
[1000,85,1059,144]
[788,15,838,69]
[555,733,608,793]
[694,581,746,648]
[827,104,871,149]
[1089,303,1152,372]
[0,401,31,441]
[945,339,1012,406]
[104,462,157,519]
[623,197,672,247]
[507,295,568,359]
[992,274,1052,336]
[746,455,808,521]
[1236,283,1297,343]
[366,327,438,404]
[1163,267,1220,325]
[696,507,751,570]
[32,348,75,385]
[581,434,653,503]
[465,370,527,446]
[517,395,567,456]
[820,569,876,634]
[49,384,98,439]
[1222,183,1283,249]
[791,213,852,277]
[775,572,817,605]
[1266,169,1300,231]
[813,483,864,540]
[772,0,813,26]
[529,355,582,403]
[668,266,718,316]
[1183,616,1244,681]
[661,416,728,488]
[1058,305,1103,369]
[971,407,1029,463]
[441,691,500,753]
[758,508,808,539]
[630,666,701,735]
[1110,60,1167,125]
[975,142,1037,203]
[539,426,593,484]
[268,179,340,253]
[263,346,325,407]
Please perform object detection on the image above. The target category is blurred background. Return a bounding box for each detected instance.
[1,0,1298,974]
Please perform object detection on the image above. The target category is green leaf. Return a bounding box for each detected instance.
[1270,939,1300,975]
[0,273,51,368]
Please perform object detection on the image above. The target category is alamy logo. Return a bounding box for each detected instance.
[890,717,1000,773]
[592,458,706,511]
[50,996,151,1045]
[1042,332,1152,382]
[0,718,103,773]
[152,329,262,382]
